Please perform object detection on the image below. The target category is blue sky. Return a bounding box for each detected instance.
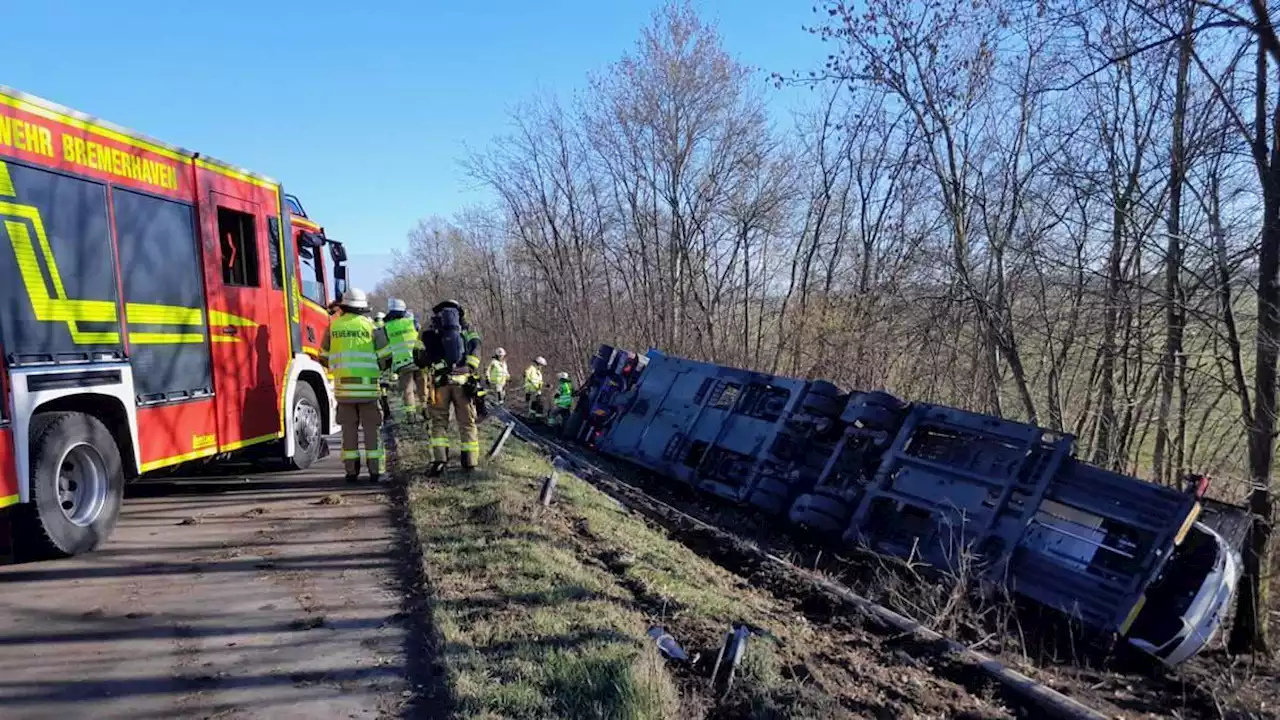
[5,1,829,287]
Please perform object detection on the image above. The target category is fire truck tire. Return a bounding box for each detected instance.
[288,382,323,471]
[19,411,123,558]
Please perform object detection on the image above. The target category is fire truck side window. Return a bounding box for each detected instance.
[217,207,260,287]
[298,239,325,305]
[266,216,284,290]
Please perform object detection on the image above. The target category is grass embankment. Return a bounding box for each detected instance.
[397,422,1010,719]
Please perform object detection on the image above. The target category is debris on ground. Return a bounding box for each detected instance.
[648,626,689,663]
[288,616,327,631]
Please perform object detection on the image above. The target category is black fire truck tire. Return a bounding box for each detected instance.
[288,382,323,471]
[18,411,124,559]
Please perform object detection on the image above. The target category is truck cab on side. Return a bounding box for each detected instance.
[0,85,346,559]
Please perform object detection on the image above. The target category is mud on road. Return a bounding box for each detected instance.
[0,439,417,720]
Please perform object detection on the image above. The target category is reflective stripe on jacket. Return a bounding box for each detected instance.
[462,329,482,370]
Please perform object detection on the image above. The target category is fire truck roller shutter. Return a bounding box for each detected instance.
[0,159,124,364]
[112,189,213,404]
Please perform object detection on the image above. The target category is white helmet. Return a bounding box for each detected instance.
[341,287,369,310]
[495,347,507,358]
[535,356,547,366]
[387,298,407,313]
[557,372,569,380]
[373,311,386,321]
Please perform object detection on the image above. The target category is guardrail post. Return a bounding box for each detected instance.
[488,421,515,459]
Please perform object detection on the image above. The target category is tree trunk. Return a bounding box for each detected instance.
[1229,42,1278,656]
[1153,2,1194,485]
[1093,205,1126,468]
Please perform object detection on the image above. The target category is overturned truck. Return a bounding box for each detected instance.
[562,346,1243,667]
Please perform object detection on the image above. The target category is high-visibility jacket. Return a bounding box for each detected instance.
[487,358,510,387]
[384,316,422,372]
[553,379,574,409]
[321,313,390,402]
[524,365,543,393]
[462,329,482,371]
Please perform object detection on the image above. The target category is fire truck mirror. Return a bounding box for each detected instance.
[332,261,348,303]
[328,240,348,262]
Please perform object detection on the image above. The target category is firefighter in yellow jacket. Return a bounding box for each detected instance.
[524,356,547,418]
[421,300,482,474]
[383,298,427,423]
[486,348,510,405]
[319,288,391,483]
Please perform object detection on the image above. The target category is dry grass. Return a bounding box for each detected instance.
[398,433,679,719]
[395,421,1006,718]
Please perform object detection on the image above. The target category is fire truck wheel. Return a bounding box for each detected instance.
[20,411,123,558]
[288,382,323,471]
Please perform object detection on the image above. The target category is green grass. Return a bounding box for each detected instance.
[397,422,840,719]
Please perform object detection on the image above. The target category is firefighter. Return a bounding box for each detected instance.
[486,348,510,405]
[319,287,390,484]
[384,298,426,424]
[549,372,574,427]
[421,299,482,474]
[524,356,547,418]
[372,311,392,416]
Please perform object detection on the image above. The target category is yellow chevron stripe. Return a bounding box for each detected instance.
[209,310,259,327]
[129,332,205,345]
[126,303,203,326]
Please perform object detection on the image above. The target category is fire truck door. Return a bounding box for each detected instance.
[295,229,330,359]
[201,191,285,450]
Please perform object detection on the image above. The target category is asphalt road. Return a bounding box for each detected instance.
[0,437,409,720]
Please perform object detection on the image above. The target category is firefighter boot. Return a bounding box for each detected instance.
[428,448,449,478]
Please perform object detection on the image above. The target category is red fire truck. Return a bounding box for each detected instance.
[0,85,347,558]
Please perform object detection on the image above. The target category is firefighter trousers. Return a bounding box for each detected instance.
[397,369,427,420]
[430,383,479,468]
[337,401,383,477]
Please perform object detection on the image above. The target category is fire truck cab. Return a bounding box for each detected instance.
[0,85,346,559]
